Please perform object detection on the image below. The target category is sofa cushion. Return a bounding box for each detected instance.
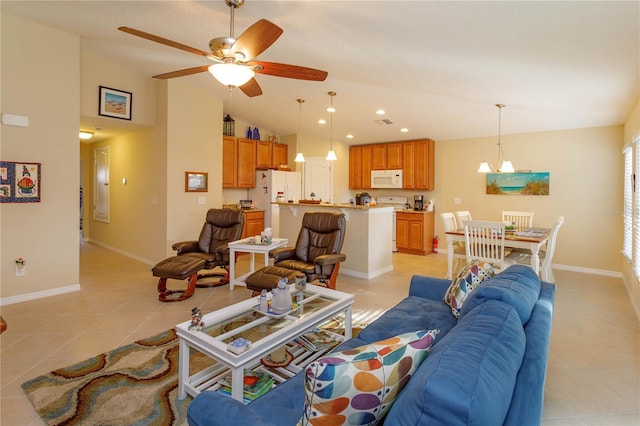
[356,296,456,344]
[301,329,439,426]
[443,260,495,318]
[384,301,526,426]
[459,264,541,324]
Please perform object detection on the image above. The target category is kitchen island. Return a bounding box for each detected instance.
[272,202,394,279]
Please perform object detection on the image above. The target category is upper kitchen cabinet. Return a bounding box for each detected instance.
[348,139,434,190]
[256,141,289,170]
[271,143,288,169]
[371,144,387,170]
[412,139,435,190]
[223,136,256,188]
[386,142,403,169]
[349,145,373,189]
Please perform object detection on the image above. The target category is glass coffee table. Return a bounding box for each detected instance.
[176,284,354,402]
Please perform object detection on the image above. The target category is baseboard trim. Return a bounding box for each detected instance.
[87,239,156,266]
[1,284,81,306]
[551,263,622,278]
[341,265,394,280]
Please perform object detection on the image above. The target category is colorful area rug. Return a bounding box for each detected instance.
[21,329,194,426]
[22,320,369,426]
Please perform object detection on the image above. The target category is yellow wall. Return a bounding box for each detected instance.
[622,96,640,318]
[165,78,223,256]
[1,14,80,299]
[431,125,624,272]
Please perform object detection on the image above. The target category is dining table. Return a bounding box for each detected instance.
[444,227,550,279]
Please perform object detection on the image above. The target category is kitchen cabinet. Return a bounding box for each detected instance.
[256,141,272,169]
[386,142,403,169]
[349,145,373,189]
[348,139,433,189]
[413,139,435,190]
[223,136,256,188]
[256,141,289,170]
[396,211,434,255]
[371,144,387,170]
[241,209,265,239]
[400,139,435,190]
[271,143,288,169]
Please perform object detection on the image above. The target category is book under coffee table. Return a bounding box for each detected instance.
[176,284,354,402]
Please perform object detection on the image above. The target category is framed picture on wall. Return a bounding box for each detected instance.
[98,86,132,120]
[0,161,41,203]
[185,172,208,192]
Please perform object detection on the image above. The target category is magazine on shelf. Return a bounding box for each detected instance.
[219,370,274,401]
[296,328,342,352]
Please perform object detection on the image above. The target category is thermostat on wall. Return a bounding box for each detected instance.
[1,114,29,127]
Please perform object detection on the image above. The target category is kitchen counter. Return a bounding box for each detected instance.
[273,203,393,279]
[272,202,390,210]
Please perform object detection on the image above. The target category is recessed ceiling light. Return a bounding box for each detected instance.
[346,134,354,139]
[318,119,327,125]
[400,128,409,133]
[376,109,386,115]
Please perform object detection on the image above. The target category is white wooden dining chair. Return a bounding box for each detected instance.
[440,212,467,276]
[463,220,515,272]
[502,211,534,229]
[507,216,565,282]
[454,211,472,229]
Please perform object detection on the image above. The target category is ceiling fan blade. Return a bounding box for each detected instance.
[251,61,328,81]
[118,26,211,57]
[239,78,263,97]
[153,65,210,79]
[232,19,283,61]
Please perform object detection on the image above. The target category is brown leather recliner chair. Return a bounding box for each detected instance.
[172,208,244,287]
[245,211,346,293]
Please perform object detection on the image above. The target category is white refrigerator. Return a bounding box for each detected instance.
[248,170,302,237]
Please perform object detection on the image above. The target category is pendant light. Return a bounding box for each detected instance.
[478,104,514,173]
[325,91,337,161]
[294,98,305,163]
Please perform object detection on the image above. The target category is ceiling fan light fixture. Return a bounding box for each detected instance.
[208,63,254,87]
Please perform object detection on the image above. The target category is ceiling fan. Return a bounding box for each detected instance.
[118,0,327,97]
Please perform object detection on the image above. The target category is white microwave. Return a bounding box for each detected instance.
[371,169,403,188]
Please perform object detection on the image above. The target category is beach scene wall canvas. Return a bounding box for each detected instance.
[486,172,549,195]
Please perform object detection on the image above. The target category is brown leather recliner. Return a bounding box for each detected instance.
[245,211,347,293]
[172,208,244,287]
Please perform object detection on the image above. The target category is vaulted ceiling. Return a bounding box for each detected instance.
[3,1,638,144]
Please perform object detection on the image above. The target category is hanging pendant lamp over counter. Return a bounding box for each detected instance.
[295,98,305,162]
[326,91,337,161]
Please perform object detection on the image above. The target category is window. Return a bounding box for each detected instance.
[634,139,640,278]
[623,146,632,260]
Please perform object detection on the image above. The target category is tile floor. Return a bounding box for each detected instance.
[1,241,638,425]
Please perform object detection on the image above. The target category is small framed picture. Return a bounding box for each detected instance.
[185,171,208,192]
[99,86,132,120]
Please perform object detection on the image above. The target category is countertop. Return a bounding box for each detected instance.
[272,202,393,210]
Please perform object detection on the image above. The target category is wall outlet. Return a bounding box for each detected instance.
[453,197,462,205]
[198,196,205,205]
[16,265,25,276]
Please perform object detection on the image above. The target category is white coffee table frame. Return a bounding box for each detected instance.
[228,237,288,290]
[176,284,354,402]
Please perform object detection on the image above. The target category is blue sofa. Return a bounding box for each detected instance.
[187,265,555,426]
